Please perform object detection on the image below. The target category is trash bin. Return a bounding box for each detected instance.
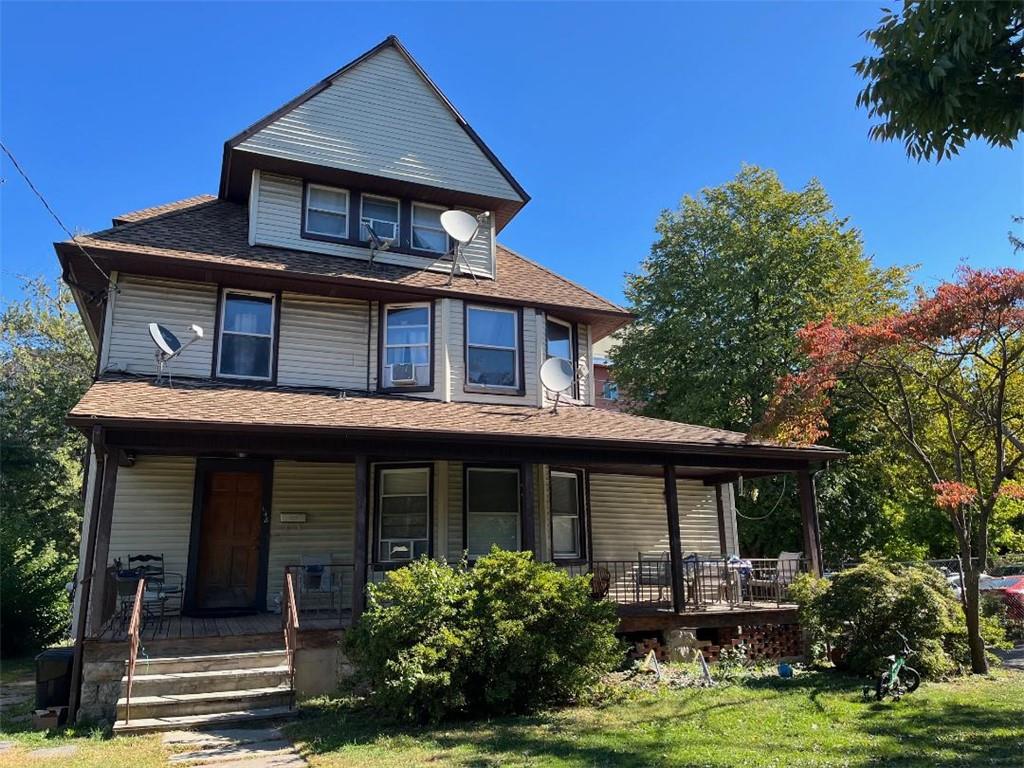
[35,648,74,709]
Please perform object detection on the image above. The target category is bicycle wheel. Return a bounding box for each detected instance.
[901,667,921,694]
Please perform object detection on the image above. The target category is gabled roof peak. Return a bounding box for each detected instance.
[218,35,528,219]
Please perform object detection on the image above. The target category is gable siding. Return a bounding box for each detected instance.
[448,299,539,406]
[237,46,520,201]
[104,275,217,378]
[107,456,196,594]
[577,323,593,405]
[252,172,494,278]
[588,474,724,562]
[266,461,355,611]
[277,293,370,390]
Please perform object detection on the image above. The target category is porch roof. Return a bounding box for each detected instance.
[69,376,844,463]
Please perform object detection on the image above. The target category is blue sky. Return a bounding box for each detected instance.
[2,2,1020,307]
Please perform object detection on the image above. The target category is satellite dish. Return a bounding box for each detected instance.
[440,210,485,287]
[440,210,480,245]
[365,223,392,267]
[539,357,575,413]
[149,323,181,357]
[148,322,204,387]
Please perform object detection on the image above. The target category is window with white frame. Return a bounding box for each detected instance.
[360,195,399,242]
[550,470,583,559]
[377,466,431,563]
[466,467,520,557]
[466,306,519,389]
[304,184,349,239]
[217,290,275,380]
[411,203,448,253]
[383,304,431,388]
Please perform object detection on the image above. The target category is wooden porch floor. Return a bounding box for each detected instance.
[616,600,799,631]
[94,611,349,643]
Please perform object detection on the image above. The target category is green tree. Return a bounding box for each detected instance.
[1,277,94,655]
[855,1,1023,161]
[613,166,905,559]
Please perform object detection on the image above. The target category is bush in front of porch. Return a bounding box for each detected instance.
[345,550,621,722]
[791,556,1007,678]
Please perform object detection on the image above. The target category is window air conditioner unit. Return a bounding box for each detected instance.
[390,363,417,385]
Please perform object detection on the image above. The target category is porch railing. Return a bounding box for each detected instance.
[124,577,145,724]
[281,571,299,709]
[563,556,809,612]
[283,563,354,627]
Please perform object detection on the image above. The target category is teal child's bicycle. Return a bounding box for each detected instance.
[869,631,921,701]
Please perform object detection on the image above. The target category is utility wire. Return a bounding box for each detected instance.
[1,140,116,295]
[734,475,788,521]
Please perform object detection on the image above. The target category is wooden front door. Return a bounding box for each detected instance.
[195,470,266,611]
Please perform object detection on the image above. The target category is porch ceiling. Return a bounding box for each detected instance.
[70,376,844,469]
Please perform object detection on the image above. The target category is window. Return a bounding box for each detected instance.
[377,466,431,562]
[466,306,519,389]
[466,467,520,557]
[545,317,573,364]
[304,184,349,239]
[217,290,275,380]
[411,203,448,253]
[601,380,619,401]
[360,195,399,242]
[550,470,584,560]
[383,304,431,388]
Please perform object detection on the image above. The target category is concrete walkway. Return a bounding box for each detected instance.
[993,643,1024,671]
[163,726,307,767]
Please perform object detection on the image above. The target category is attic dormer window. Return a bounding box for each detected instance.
[303,183,349,240]
[411,203,448,254]
[360,195,399,242]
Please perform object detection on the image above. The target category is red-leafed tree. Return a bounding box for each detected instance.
[757,267,1024,673]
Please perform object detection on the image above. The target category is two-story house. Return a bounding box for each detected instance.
[57,36,840,731]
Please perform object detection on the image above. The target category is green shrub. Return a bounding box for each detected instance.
[1,535,73,657]
[791,556,1004,678]
[345,549,621,721]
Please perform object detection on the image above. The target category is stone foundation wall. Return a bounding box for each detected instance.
[78,652,122,724]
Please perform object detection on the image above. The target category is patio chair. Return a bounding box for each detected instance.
[128,553,183,616]
[635,551,671,604]
[113,561,168,637]
[746,551,804,604]
[297,554,342,615]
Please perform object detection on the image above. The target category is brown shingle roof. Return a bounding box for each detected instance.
[69,376,842,460]
[66,196,628,325]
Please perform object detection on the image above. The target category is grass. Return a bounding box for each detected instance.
[0,669,1021,767]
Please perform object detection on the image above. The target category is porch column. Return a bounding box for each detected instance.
[797,468,824,576]
[351,455,369,621]
[69,428,105,722]
[520,463,537,558]
[663,464,686,613]
[87,451,120,637]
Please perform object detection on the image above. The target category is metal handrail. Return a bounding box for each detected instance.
[282,571,299,709]
[124,577,145,724]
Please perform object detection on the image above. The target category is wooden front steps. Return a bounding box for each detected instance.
[113,649,295,734]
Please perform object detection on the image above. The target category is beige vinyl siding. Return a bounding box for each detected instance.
[589,474,724,562]
[252,173,495,278]
[577,324,593,405]
[266,461,355,611]
[277,294,370,390]
[103,275,217,377]
[449,299,539,406]
[721,483,741,555]
[446,462,464,561]
[237,45,521,202]
[107,456,196,592]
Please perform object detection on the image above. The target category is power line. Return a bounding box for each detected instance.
[0,141,116,296]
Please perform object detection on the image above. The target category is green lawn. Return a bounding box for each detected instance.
[1,670,1021,767]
